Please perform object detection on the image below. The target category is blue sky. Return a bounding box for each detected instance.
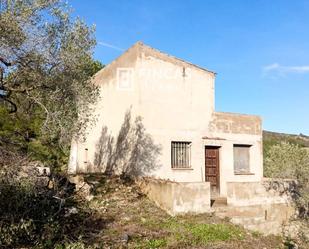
[71,0,309,135]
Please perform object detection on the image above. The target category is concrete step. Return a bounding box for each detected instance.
[211,197,227,207]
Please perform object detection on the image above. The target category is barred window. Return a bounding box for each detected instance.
[233,144,251,174]
[171,141,191,168]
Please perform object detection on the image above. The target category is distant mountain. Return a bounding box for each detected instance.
[263,130,309,148]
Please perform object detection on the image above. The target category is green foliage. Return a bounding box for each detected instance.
[175,222,243,246]
[145,239,167,248]
[0,105,68,170]
[55,241,96,249]
[264,142,309,218]
[186,223,244,243]
[251,230,262,238]
[0,0,104,170]
[263,131,309,157]
[0,0,103,146]
[83,60,105,77]
[0,178,61,247]
[0,173,104,248]
[139,216,244,247]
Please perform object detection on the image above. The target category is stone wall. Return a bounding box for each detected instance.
[139,178,211,215]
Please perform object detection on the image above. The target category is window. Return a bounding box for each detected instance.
[233,144,251,174]
[171,141,191,168]
[84,148,88,163]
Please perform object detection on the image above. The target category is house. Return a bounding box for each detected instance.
[68,41,263,198]
[68,42,295,234]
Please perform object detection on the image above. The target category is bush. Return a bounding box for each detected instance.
[0,106,69,171]
[0,170,104,248]
[264,142,309,218]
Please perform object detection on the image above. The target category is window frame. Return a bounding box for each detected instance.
[233,144,253,175]
[171,141,192,169]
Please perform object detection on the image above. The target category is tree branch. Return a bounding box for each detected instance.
[0,97,17,113]
[6,86,35,93]
[0,57,12,67]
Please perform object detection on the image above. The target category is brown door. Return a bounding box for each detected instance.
[205,146,220,195]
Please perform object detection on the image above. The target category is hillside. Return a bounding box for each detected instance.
[263,130,309,154]
[263,130,309,147]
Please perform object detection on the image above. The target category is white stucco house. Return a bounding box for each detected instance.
[68,42,296,234]
[68,42,263,198]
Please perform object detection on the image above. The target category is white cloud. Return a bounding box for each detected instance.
[97,41,124,51]
[263,63,309,76]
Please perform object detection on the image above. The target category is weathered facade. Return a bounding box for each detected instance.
[68,42,295,234]
[68,42,263,198]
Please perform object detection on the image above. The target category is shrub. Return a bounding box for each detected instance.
[0,171,104,248]
[264,142,309,218]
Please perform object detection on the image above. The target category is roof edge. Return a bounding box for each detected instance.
[94,41,216,78]
[137,41,216,75]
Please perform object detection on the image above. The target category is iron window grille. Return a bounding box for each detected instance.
[171,141,192,168]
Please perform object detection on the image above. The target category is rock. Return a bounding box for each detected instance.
[36,166,51,176]
[86,194,94,201]
[298,222,309,242]
[68,175,85,184]
[283,221,301,239]
[288,241,299,249]
[123,216,131,221]
[88,180,100,185]
[68,175,93,200]
[65,207,79,217]
[120,233,129,243]
[77,181,92,198]
[283,220,309,247]
[19,164,50,179]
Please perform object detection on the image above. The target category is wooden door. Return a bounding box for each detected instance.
[205,147,220,195]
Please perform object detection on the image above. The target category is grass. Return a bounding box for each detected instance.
[135,216,244,247]
[146,239,167,248]
[251,230,263,238]
[186,223,244,243]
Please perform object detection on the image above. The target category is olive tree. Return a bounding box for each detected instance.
[0,0,100,146]
[264,142,309,218]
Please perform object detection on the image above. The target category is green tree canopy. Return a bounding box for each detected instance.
[0,0,102,145]
[264,142,309,218]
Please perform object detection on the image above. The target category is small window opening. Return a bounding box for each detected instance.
[84,148,88,163]
[233,144,251,174]
[171,141,191,168]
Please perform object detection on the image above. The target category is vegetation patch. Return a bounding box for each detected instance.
[186,223,244,244]
[145,238,167,248]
